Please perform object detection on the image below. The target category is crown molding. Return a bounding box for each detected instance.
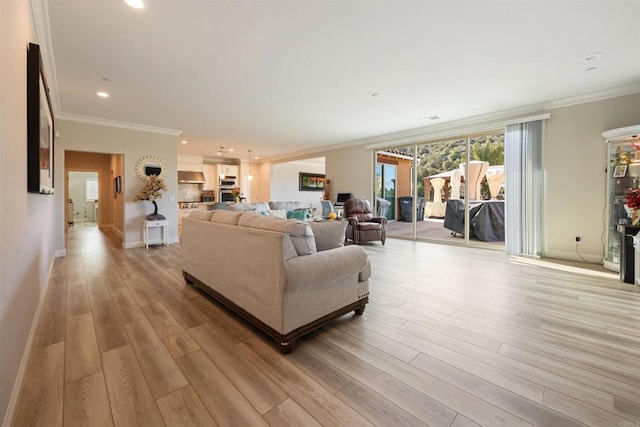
[58,113,182,136]
[357,82,640,150]
[30,0,61,115]
[263,82,640,162]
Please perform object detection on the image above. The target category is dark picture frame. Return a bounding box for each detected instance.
[27,42,55,194]
[299,172,326,191]
[613,164,627,178]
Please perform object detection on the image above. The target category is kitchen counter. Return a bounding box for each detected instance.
[197,202,217,210]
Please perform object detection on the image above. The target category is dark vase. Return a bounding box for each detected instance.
[146,200,166,220]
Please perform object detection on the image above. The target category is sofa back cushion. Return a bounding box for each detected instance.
[310,220,347,251]
[227,203,256,212]
[188,210,214,221]
[210,210,244,225]
[269,201,303,212]
[238,214,316,256]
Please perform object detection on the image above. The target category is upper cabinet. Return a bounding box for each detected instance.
[219,164,239,178]
[203,164,217,190]
[177,154,204,172]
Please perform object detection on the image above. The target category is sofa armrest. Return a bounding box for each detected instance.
[346,217,359,227]
[284,245,369,291]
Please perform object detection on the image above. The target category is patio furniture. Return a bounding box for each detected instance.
[443,199,505,242]
[425,177,447,218]
[398,196,425,222]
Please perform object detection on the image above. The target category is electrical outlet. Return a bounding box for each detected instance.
[575,236,581,243]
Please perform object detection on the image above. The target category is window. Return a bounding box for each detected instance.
[86,180,98,201]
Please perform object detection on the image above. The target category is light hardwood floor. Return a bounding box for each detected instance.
[11,226,640,426]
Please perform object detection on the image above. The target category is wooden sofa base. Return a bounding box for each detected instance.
[183,271,368,353]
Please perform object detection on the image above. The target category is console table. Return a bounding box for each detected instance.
[143,219,168,249]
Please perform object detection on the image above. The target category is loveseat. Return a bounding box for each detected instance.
[181,209,370,352]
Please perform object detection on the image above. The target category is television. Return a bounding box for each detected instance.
[335,193,352,206]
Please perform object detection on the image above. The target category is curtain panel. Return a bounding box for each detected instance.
[505,120,543,256]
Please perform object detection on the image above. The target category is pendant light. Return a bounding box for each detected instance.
[247,149,254,181]
[219,146,225,179]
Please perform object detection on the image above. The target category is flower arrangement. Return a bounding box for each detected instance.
[136,174,166,201]
[136,174,167,219]
[231,186,241,202]
[625,188,640,210]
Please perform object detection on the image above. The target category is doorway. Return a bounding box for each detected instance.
[67,171,99,227]
[65,151,125,247]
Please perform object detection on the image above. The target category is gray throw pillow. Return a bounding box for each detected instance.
[310,220,347,251]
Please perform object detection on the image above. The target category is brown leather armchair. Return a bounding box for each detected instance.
[344,198,387,245]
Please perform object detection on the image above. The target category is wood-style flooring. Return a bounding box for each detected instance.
[11,226,640,426]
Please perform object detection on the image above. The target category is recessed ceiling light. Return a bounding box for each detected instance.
[181,140,188,144]
[583,52,603,62]
[124,0,144,9]
[228,148,234,152]
[586,67,597,72]
[371,92,380,97]
[96,91,110,98]
[254,156,259,160]
[102,77,112,82]
[429,115,440,120]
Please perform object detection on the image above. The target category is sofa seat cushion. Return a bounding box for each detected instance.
[210,210,245,225]
[310,220,347,251]
[238,214,316,256]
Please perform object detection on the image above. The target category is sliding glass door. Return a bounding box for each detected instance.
[377,132,505,249]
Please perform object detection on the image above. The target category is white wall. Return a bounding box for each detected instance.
[544,93,640,262]
[270,158,325,212]
[266,92,640,263]
[0,0,57,422]
[55,120,178,250]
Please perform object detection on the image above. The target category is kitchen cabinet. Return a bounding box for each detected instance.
[178,155,204,172]
[203,164,217,190]
[218,164,239,178]
[603,125,640,273]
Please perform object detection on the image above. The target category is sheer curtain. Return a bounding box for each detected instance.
[505,120,543,255]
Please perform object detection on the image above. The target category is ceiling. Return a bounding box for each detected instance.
[40,1,640,161]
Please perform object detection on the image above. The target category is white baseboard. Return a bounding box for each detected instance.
[543,249,604,265]
[2,261,54,427]
[168,237,179,245]
[54,249,67,257]
[123,240,145,249]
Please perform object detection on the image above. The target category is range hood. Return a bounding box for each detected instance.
[178,171,206,184]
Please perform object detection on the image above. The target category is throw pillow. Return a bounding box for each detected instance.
[287,210,307,221]
[310,220,347,251]
[238,215,316,256]
[270,209,287,219]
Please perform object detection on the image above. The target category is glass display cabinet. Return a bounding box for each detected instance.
[603,125,640,272]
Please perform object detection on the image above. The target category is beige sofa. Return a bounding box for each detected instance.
[181,210,370,352]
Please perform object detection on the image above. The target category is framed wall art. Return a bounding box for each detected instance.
[27,42,55,194]
[299,172,326,191]
[613,164,627,178]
